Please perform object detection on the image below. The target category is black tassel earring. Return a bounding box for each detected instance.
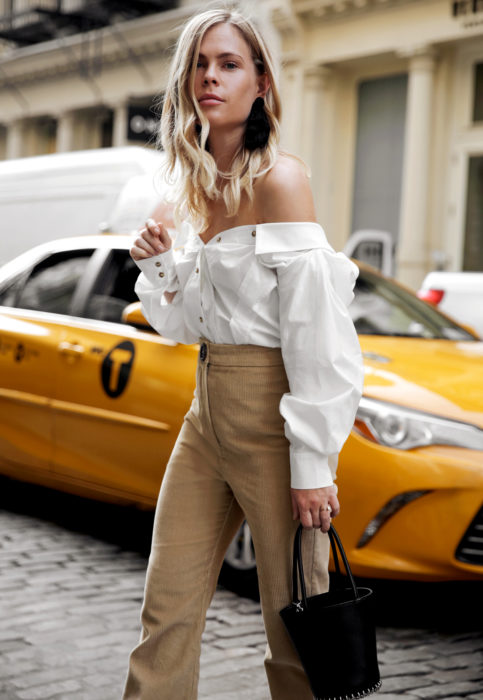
[244,97,270,151]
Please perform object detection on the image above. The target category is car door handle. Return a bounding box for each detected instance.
[58,342,85,359]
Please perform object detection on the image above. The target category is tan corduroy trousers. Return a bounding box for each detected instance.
[122,340,330,700]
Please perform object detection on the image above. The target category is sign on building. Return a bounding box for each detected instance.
[127,106,159,143]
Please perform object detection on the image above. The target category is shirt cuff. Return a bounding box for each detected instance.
[290,448,339,490]
[135,249,178,290]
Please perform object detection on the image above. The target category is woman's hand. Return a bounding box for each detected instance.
[291,485,340,533]
[130,218,172,261]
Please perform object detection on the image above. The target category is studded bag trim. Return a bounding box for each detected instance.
[315,678,383,700]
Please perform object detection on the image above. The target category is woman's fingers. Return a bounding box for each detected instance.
[329,492,340,518]
[300,509,314,530]
[130,218,172,261]
[130,236,158,261]
[319,505,332,533]
[132,234,158,257]
[140,228,164,253]
[291,486,340,533]
[130,245,150,261]
[146,218,172,250]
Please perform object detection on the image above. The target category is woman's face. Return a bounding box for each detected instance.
[194,22,268,134]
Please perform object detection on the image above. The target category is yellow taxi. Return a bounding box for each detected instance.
[0,235,482,587]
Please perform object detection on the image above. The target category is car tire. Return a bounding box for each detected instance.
[219,521,260,601]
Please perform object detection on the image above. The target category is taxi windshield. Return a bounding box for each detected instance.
[351,267,476,341]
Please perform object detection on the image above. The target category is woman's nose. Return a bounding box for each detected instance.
[203,66,218,85]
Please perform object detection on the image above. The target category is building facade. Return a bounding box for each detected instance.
[1,0,482,287]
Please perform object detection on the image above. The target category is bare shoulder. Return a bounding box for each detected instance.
[255,153,317,223]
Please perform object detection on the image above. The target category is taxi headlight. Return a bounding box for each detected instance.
[355,397,483,450]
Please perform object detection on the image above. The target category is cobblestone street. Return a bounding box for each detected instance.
[0,476,482,700]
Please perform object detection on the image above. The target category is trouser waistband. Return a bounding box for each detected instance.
[198,338,284,367]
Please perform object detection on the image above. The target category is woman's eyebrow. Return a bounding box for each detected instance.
[198,52,244,61]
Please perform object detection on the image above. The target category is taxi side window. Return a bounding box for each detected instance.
[351,269,473,340]
[15,251,93,315]
[84,250,139,323]
[0,275,27,307]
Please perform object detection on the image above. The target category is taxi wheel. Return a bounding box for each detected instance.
[220,521,259,601]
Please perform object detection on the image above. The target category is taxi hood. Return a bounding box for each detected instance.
[359,336,483,429]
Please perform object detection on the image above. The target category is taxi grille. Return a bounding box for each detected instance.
[455,504,483,566]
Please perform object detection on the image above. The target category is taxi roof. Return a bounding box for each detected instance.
[0,234,133,284]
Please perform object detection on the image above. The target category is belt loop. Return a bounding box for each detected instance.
[200,342,208,362]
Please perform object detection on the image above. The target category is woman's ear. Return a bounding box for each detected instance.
[257,74,270,98]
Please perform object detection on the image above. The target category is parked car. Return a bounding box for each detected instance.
[418,271,483,339]
[0,235,482,592]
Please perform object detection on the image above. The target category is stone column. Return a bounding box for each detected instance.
[396,47,437,289]
[302,65,334,227]
[111,101,128,147]
[280,58,304,154]
[56,110,77,153]
[5,119,25,159]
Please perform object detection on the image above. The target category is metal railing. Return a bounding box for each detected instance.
[0,0,177,46]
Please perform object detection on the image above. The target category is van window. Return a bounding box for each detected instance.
[15,250,93,315]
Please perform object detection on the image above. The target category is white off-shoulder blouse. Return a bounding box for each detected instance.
[134,221,364,491]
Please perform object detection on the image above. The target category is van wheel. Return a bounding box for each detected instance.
[219,521,259,601]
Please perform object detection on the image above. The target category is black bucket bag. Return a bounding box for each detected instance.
[279,523,382,700]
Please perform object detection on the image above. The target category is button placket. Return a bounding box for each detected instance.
[198,246,217,335]
[198,250,204,327]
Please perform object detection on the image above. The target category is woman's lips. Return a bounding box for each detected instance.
[199,97,224,105]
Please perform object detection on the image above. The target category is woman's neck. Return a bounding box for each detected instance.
[208,126,244,172]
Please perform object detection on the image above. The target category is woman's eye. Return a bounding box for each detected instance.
[224,62,238,70]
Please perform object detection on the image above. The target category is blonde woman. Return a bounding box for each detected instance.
[123,7,364,700]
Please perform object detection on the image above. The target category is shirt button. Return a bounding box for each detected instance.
[217,236,222,242]
[195,268,199,273]
[155,261,162,267]
[158,272,165,277]
[252,230,256,237]
[199,316,203,323]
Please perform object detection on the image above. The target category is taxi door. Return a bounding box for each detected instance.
[51,249,197,504]
[0,310,59,476]
[0,247,95,480]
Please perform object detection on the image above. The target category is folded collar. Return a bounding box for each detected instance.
[255,222,332,255]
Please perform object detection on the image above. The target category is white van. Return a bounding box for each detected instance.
[0,146,170,265]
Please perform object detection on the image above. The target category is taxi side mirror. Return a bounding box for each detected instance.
[122,302,151,329]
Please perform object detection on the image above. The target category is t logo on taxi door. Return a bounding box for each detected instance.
[101,341,135,398]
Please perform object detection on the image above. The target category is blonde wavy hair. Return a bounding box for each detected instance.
[156,7,282,234]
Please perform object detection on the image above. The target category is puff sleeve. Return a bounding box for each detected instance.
[256,222,364,490]
[134,226,199,344]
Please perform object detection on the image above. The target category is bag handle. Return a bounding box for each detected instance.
[292,523,359,610]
